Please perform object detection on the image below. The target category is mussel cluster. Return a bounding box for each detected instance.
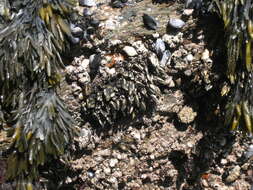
[0,0,77,189]
[81,53,168,130]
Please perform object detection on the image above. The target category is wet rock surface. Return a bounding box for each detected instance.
[1,0,253,189]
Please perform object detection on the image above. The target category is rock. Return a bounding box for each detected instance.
[155,38,166,58]
[220,159,228,165]
[201,49,210,61]
[131,131,141,141]
[143,14,158,30]
[109,158,118,167]
[178,106,197,124]
[183,9,194,16]
[110,39,122,46]
[89,54,101,72]
[95,149,111,157]
[71,26,83,37]
[132,41,148,54]
[79,0,96,7]
[90,19,100,27]
[186,54,194,62]
[226,166,240,183]
[245,144,253,159]
[168,18,185,29]
[123,46,138,57]
[103,167,111,174]
[104,19,119,30]
[149,53,159,67]
[160,50,171,67]
[83,8,93,16]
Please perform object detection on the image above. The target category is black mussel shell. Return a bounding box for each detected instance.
[143,14,158,30]
[111,0,125,8]
[90,19,100,27]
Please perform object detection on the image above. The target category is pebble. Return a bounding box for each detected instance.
[155,38,166,58]
[87,170,95,178]
[83,8,93,16]
[168,18,185,29]
[103,167,111,174]
[226,166,240,183]
[183,9,194,16]
[149,53,159,67]
[71,26,83,37]
[123,46,138,57]
[95,149,111,156]
[131,131,141,141]
[160,50,171,67]
[90,19,100,27]
[110,39,122,46]
[79,0,96,7]
[132,41,148,53]
[220,158,228,165]
[201,49,210,61]
[186,54,194,62]
[245,144,253,159]
[109,158,118,167]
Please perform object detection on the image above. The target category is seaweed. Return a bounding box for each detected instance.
[0,0,77,189]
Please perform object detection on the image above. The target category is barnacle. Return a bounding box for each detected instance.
[81,56,167,129]
[0,0,77,188]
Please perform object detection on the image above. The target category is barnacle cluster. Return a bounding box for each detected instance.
[0,0,77,188]
[81,54,168,129]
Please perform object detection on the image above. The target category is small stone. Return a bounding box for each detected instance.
[65,65,75,75]
[245,144,253,159]
[201,179,209,187]
[123,46,138,57]
[149,53,159,67]
[83,8,93,16]
[103,167,111,174]
[184,70,192,76]
[109,158,118,167]
[220,159,228,165]
[187,141,194,148]
[132,41,148,53]
[183,9,194,16]
[226,166,240,183]
[110,39,122,46]
[113,171,122,177]
[152,33,160,38]
[79,0,96,7]
[90,19,100,27]
[108,176,117,184]
[155,38,166,58]
[168,18,185,29]
[201,49,210,61]
[95,149,111,156]
[87,170,95,178]
[71,26,83,37]
[186,54,194,62]
[131,131,141,141]
[160,50,171,67]
[104,19,119,30]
